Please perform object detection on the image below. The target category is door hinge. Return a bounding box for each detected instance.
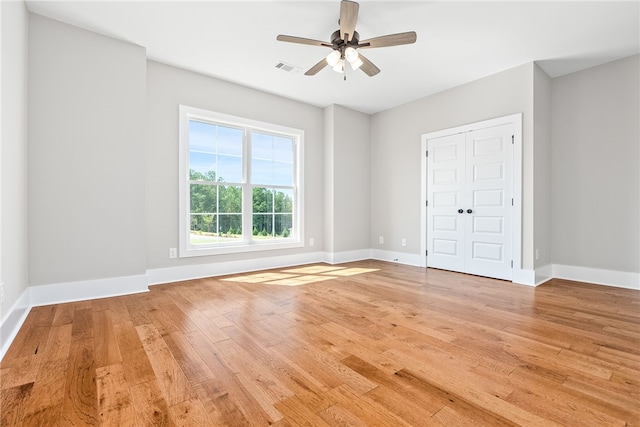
[510,260,513,268]
[511,135,514,144]
[426,250,428,256]
[426,151,429,157]
[426,200,428,207]
[511,198,514,206]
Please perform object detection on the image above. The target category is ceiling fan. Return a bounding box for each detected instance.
[277,0,417,77]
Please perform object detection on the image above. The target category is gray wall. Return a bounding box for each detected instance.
[146,61,324,269]
[371,63,536,269]
[533,64,552,270]
[551,55,639,273]
[28,15,147,285]
[1,1,29,316]
[323,105,370,254]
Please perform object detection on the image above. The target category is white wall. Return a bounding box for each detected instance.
[551,55,639,275]
[28,14,147,286]
[1,1,29,320]
[145,61,324,270]
[323,104,370,258]
[371,63,535,269]
[533,64,552,279]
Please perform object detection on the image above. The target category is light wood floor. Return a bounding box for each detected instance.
[1,260,638,426]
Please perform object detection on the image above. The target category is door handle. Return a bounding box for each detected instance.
[467,209,473,214]
[458,209,464,214]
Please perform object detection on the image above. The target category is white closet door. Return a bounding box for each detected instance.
[464,124,513,280]
[427,133,466,272]
[427,124,513,280]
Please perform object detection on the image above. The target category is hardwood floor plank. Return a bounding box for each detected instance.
[1,260,638,426]
[61,337,98,425]
[161,331,215,385]
[193,378,252,427]
[93,310,122,368]
[113,320,157,386]
[22,357,68,419]
[273,395,332,426]
[168,396,215,426]
[96,363,136,426]
[0,382,33,425]
[135,324,194,406]
[71,307,94,341]
[129,379,175,426]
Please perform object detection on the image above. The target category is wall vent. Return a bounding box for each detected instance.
[275,61,302,74]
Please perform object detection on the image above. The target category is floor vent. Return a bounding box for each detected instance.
[275,61,302,74]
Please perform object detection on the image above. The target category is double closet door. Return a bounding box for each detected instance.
[427,123,513,280]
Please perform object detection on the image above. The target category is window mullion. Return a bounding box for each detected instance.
[242,128,252,243]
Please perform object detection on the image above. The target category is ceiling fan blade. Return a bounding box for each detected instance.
[359,31,417,49]
[277,35,332,48]
[304,58,329,76]
[358,53,380,77]
[339,0,359,42]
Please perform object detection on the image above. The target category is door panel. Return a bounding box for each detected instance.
[427,133,465,272]
[465,124,513,280]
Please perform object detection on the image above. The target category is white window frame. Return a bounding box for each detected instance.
[179,105,304,257]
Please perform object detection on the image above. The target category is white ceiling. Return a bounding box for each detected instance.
[25,1,640,114]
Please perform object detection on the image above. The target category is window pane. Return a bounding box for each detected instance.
[189,121,216,153]
[189,121,242,183]
[190,214,218,245]
[273,189,293,213]
[273,136,293,162]
[189,152,216,179]
[275,214,293,237]
[217,126,243,156]
[252,132,273,160]
[190,184,217,213]
[273,161,293,186]
[219,186,242,213]
[217,155,242,183]
[252,214,273,237]
[218,214,243,241]
[252,187,273,214]
[252,158,273,185]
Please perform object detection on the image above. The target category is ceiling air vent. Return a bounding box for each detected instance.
[275,61,302,74]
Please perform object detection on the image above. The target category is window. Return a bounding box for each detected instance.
[179,105,303,257]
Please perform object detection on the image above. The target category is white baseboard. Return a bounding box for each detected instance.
[511,268,537,286]
[322,249,372,264]
[535,264,553,286]
[552,264,639,290]
[0,288,31,361]
[29,274,149,307]
[370,249,424,267]
[147,251,324,285]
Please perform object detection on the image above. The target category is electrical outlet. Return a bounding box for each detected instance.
[535,249,540,260]
[169,248,177,259]
[379,236,384,244]
[401,238,407,247]
[309,238,315,246]
[0,282,4,304]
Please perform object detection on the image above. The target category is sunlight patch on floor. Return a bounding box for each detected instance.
[222,266,380,286]
[282,266,347,274]
[222,272,297,283]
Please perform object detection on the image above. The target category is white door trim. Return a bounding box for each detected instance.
[420,113,523,279]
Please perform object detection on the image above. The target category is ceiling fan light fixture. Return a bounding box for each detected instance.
[333,58,345,73]
[344,47,359,62]
[326,50,341,67]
